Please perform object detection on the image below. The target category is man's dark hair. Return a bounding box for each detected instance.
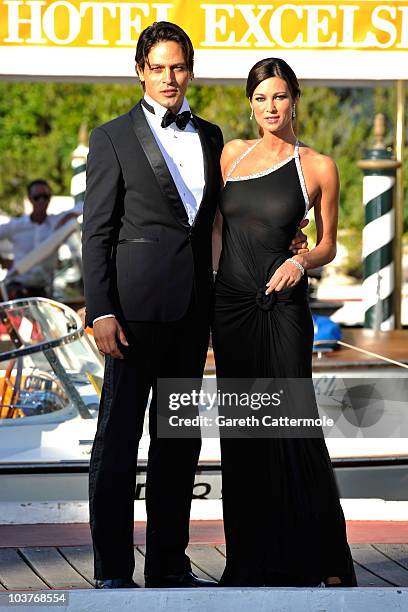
[27,179,51,197]
[135,21,194,74]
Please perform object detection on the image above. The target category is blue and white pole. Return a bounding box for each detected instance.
[358,114,401,330]
[71,124,88,210]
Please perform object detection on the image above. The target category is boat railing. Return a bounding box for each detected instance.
[0,297,102,421]
[0,297,84,362]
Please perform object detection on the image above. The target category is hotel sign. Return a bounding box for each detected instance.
[1,1,407,80]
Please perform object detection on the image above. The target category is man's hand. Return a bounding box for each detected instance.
[93,317,129,359]
[289,218,310,254]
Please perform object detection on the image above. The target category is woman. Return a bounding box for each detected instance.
[212,58,357,587]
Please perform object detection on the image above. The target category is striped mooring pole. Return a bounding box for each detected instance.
[357,114,401,330]
[71,123,89,209]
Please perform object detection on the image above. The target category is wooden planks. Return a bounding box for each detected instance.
[187,544,225,581]
[215,544,394,587]
[343,329,408,366]
[313,329,408,369]
[60,545,147,587]
[216,544,226,557]
[58,546,95,586]
[19,547,91,589]
[1,544,408,590]
[133,547,147,587]
[137,545,214,581]
[208,330,408,371]
[353,561,392,587]
[351,544,408,586]
[0,549,47,591]
[373,544,408,571]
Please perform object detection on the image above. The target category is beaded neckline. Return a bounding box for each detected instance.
[226,139,299,182]
[225,139,310,218]
[226,153,295,182]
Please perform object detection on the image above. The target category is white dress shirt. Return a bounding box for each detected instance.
[142,93,205,225]
[94,95,206,325]
[0,206,82,288]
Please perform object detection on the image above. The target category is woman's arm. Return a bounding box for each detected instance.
[266,154,339,293]
[293,155,339,270]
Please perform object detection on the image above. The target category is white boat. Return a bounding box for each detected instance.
[0,297,407,512]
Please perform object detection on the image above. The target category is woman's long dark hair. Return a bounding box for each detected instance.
[246,58,301,101]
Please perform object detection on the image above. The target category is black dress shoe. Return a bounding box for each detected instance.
[95,578,139,589]
[145,570,217,588]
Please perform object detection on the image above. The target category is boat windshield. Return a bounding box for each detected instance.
[0,298,103,424]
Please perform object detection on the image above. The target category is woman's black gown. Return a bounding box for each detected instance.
[212,141,357,587]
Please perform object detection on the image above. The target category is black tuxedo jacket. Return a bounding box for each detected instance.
[82,100,224,327]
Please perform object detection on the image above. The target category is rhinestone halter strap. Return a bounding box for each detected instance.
[226,139,310,218]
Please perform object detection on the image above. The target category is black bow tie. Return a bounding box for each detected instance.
[141,98,192,131]
[161,109,192,130]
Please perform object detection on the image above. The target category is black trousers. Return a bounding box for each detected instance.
[88,296,209,580]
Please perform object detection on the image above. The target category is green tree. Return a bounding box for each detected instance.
[0,82,142,214]
[0,81,406,248]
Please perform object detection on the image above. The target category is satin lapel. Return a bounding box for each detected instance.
[129,101,190,230]
[194,116,213,220]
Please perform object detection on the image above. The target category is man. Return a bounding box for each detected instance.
[0,179,81,298]
[82,21,308,589]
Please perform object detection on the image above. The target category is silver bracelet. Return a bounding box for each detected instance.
[286,257,305,275]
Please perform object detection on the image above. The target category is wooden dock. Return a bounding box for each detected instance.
[2,544,408,589]
[205,328,408,373]
[1,521,408,590]
[312,328,408,370]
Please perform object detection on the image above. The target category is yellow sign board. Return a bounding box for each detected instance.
[1,1,408,79]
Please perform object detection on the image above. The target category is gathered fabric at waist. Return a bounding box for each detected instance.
[215,271,309,313]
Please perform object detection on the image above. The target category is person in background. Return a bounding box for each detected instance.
[0,179,82,299]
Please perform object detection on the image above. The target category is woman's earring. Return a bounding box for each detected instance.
[250,107,254,120]
[292,105,296,119]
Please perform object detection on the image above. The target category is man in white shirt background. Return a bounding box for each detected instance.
[0,179,81,298]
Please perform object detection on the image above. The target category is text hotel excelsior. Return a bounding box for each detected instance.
[2,1,408,49]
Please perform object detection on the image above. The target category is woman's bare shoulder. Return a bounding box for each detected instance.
[298,143,338,178]
[221,139,258,172]
[222,138,256,156]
